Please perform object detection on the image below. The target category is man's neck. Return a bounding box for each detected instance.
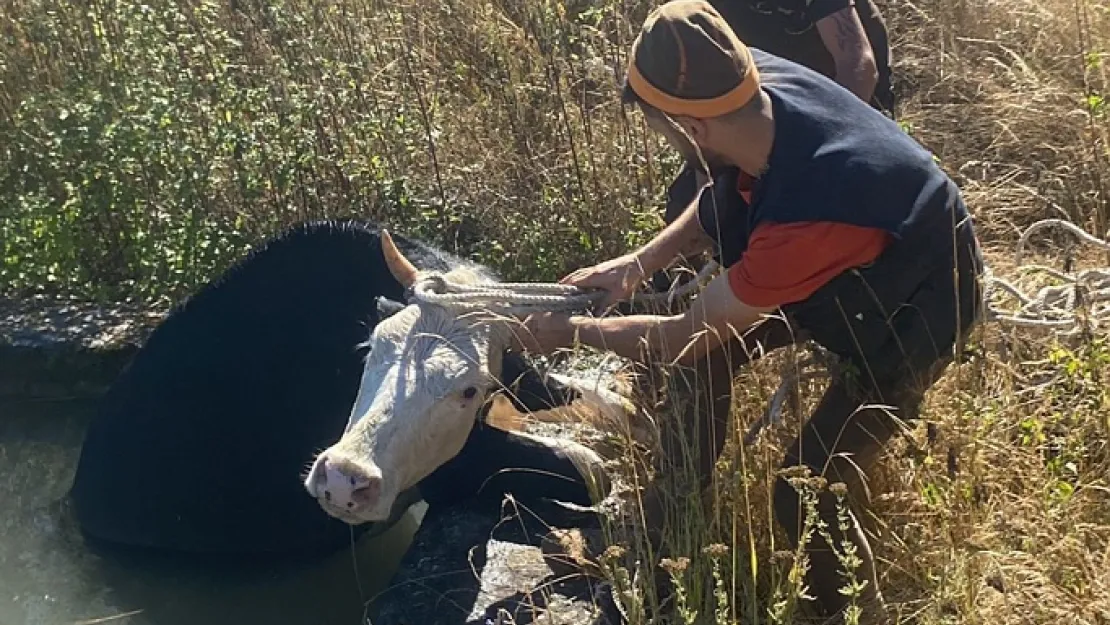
[722,92,775,179]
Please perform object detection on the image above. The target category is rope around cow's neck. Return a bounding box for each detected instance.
[407,260,719,315]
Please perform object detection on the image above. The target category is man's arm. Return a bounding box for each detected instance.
[815,6,879,102]
[564,271,777,365]
[633,180,718,277]
[559,177,717,306]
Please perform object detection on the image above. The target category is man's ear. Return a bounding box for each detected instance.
[673,115,709,145]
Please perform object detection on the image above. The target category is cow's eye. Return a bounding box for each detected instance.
[462,386,479,400]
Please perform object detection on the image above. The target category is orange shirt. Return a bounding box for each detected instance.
[726,172,893,308]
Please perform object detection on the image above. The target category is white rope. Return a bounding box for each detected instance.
[629,260,720,309]
[407,260,720,315]
[410,218,1110,326]
[980,218,1110,335]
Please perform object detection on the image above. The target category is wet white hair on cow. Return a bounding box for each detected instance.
[303,232,514,524]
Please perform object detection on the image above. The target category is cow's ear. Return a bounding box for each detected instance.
[376,296,406,319]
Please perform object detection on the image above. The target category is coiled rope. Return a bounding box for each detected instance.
[980,218,1110,334]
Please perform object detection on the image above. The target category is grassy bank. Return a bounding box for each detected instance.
[3,0,1110,623]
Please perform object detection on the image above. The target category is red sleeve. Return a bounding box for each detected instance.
[727,221,892,308]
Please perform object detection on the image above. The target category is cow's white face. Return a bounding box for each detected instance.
[303,232,509,524]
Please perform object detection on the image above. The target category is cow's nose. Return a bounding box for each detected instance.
[305,453,383,511]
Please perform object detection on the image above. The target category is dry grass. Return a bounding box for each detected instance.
[4,0,1110,622]
[806,1,1110,619]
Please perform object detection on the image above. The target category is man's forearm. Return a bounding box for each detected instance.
[634,189,716,277]
[817,8,879,102]
[566,314,685,363]
[564,272,775,365]
[836,59,878,102]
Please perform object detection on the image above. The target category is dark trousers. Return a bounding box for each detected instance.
[651,203,984,619]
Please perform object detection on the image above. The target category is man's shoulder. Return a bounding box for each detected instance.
[752,62,952,228]
[751,47,841,86]
[754,51,901,138]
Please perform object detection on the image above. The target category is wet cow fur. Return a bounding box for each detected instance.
[68,220,598,561]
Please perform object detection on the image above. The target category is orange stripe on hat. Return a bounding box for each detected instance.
[625,0,762,118]
[627,42,760,118]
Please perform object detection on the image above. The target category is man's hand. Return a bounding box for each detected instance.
[560,253,647,311]
[558,180,716,313]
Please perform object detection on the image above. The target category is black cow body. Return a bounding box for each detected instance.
[69,220,589,561]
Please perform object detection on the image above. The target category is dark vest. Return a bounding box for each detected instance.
[694,51,977,375]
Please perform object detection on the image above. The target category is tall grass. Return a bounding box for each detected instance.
[3,0,1110,623]
[569,327,1110,624]
[1,0,669,303]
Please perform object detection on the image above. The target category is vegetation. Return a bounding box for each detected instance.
[3,0,1110,623]
[1,0,668,303]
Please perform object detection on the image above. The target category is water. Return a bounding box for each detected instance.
[0,397,424,625]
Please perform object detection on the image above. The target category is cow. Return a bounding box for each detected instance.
[69,219,618,561]
[302,230,631,527]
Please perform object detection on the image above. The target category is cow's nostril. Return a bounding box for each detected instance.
[348,478,383,507]
[316,456,383,512]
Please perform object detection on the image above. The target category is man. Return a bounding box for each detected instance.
[653,0,896,293]
[710,0,894,114]
[513,1,984,622]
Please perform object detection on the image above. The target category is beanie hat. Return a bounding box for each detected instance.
[626,0,761,118]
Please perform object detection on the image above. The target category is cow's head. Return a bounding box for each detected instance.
[303,231,515,524]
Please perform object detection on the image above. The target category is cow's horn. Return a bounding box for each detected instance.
[381,229,419,288]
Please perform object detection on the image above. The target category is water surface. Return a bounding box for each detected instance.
[0,397,422,625]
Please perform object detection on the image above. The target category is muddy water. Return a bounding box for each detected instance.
[0,397,424,625]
